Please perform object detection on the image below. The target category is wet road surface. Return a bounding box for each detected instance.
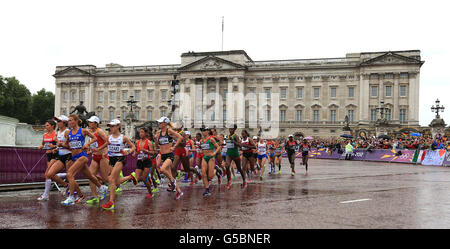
[2,159,450,229]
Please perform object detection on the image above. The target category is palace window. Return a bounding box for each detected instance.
[348,87,354,98]
[97,92,103,102]
[385,109,391,120]
[280,88,287,99]
[264,88,271,99]
[80,91,85,102]
[297,88,303,99]
[97,110,102,119]
[161,110,166,117]
[122,91,127,101]
[330,87,336,98]
[400,85,407,97]
[348,110,354,122]
[135,111,140,120]
[147,90,153,101]
[63,91,68,101]
[161,90,167,100]
[400,109,407,122]
[109,110,115,121]
[296,110,302,121]
[313,88,320,99]
[147,110,152,120]
[280,110,286,122]
[371,86,378,97]
[110,91,115,102]
[330,110,336,122]
[385,86,392,97]
[371,109,377,121]
[313,110,319,121]
[135,90,140,101]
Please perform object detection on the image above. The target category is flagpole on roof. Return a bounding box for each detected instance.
[221,16,224,51]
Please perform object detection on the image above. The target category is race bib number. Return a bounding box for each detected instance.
[69,141,82,149]
[43,142,52,150]
[201,143,210,150]
[259,147,266,153]
[108,144,121,153]
[137,153,146,160]
[90,142,98,149]
[226,141,235,149]
[159,137,169,145]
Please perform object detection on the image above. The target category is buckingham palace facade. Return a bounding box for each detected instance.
[53,50,423,138]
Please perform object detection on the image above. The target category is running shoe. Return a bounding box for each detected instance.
[37,195,48,201]
[203,188,211,197]
[190,181,195,186]
[291,170,296,176]
[217,175,222,185]
[98,185,108,200]
[101,201,115,210]
[246,178,250,183]
[225,182,231,190]
[176,171,182,180]
[155,179,161,184]
[145,193,153,199]
[61,197,75,206]
[130,172,137,185]
[116,187,122,194]
[241,181,247,189]
[232,175,236,181]
[260,175,263,181]
[175,191,184,200]
[152,188,160,193]
[182,178,190,183]
[120,171,127,185]
[75,194,86,203]
[278,170,282,175]
[85,197,99,205]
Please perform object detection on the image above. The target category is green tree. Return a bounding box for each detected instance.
[31,88,55,124]
[0,76,33,123]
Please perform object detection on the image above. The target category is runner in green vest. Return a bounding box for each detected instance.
[225,124,247,190]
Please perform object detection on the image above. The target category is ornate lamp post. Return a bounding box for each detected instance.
[168,75,179,121]
[125,95,138,139]
[431,98,445,119]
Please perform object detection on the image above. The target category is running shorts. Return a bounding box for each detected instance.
[161,152,174,162]
[109,156,126,167]
[92,154,105,164]
[174,147,187,157]
[56,153,72,165]
[46,152,58,162]
[72,151,88,162]
[136,158,152,170]
[257,154,267,160]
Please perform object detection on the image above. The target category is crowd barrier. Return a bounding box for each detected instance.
[282,148,450,166]
[1,146,449,185]
[0,147,135,185]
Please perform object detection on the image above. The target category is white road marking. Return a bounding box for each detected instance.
[340,198,372,204]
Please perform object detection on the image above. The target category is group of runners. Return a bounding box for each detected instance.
[37,114,311,210]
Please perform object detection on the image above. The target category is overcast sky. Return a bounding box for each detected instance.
[1,0,449,126]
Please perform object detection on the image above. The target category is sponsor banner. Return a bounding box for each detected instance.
[421,149,446,166]
[364,149,416,163]
[339,149,366,160]
[443,151,450,166]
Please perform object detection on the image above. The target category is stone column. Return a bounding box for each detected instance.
[408,72,420,125]
[215,77,221,127]
[87,78,95,113]
[236,77,245,128]
[54,82,62,117]
[226,77,234,128]
[393,73,399,122]
[359,73,370,124]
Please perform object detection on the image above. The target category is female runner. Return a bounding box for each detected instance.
[256,137,268,180]
[37,118,70,200]
[274,139,284,174]
[285,134,298,176]
[101,119,136,210]
[61,114,108,206]
[199,127,221,196]
[300,138,310,176]
[85,116,111,204]
[267,138,275,174]
[241,131,257,183]
[154,117,184,200]
[225,124,247,189]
